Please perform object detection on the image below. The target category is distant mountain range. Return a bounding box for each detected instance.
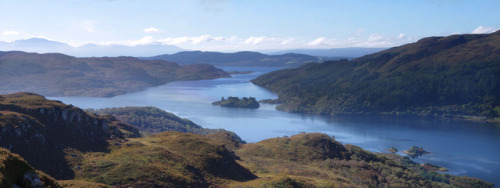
[252,31,500,119]
[0,38,385,58]
[266,47,387,58]
[0,38,184,57]
[146,51,330,67]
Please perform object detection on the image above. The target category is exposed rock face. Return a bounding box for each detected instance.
[0,92,140,179]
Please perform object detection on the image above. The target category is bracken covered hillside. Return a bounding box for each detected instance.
[252,31,500,119]
[0,51,229,97]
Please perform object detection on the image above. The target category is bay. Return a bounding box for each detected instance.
[50,66,500,185]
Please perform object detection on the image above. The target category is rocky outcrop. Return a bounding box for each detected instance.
[0,92,140,179]
[0,148,62,188]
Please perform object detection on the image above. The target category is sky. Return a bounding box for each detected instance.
[0,0,499,51]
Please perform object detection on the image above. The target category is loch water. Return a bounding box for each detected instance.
[50,66,500,185]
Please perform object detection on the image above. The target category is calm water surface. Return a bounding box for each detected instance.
[50,66,500,185]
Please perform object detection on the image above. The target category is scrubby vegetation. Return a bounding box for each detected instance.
[252,31,500,119]
[86,106,234,136]
[0,51,230,97]
[404,146,429,158]
[212,96,260,108]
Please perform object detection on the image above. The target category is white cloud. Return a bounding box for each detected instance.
[144,27,160,33]
[35,33,408,52]
[129,36,154,45]
[191,35,221,44]
[1,30,20,35]
[367,34,383,42]
[471,26,496,34]
[159,35,225,45]
[245,36,266,45]
[308,37,326,46]
[160,37,189,45]
[281,38,294,45]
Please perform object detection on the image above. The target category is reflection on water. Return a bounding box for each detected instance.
[50,66,500,185]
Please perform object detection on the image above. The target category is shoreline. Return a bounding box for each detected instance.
[260,98,499,124]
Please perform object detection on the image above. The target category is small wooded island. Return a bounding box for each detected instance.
[212,96,260,108]
[404,146,429,158]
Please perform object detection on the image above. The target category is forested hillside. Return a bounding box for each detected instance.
[87,106,240,137]
[252,31,500,119]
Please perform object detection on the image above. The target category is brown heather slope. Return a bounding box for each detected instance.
[0,51,229,97]
[76,131,256,187]
[0,92,140,179]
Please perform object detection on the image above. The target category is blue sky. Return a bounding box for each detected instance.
[0,0,499,51]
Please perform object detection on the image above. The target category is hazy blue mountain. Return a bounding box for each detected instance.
[146,51,324,67]
[0,38,72,54]
[267,47,387,58]
[0,38,184,57]
[76,42,185,57]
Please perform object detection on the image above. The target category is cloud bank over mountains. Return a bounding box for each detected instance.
[0,25,497,56]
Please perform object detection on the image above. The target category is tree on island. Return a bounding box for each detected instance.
[213,96,260,108]
[404,146,429,158]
